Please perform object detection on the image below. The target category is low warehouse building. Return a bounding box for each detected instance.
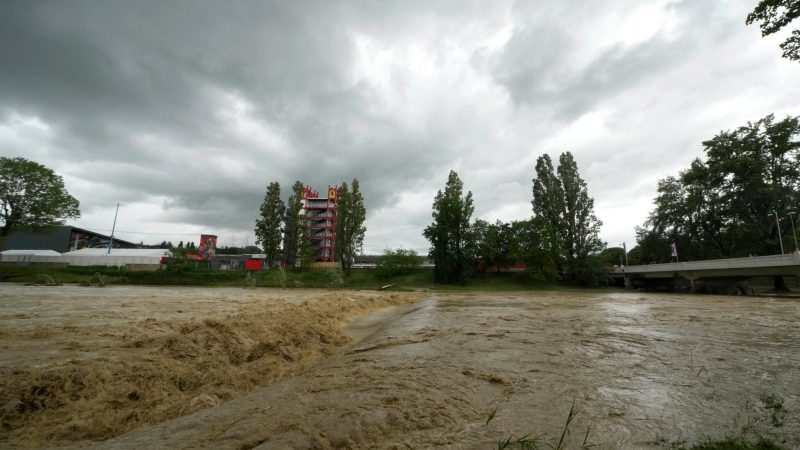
[1,225,138,253]
[0,248,170,271]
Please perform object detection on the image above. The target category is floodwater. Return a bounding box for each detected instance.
[0,285,423,447]
[92,290,799,449]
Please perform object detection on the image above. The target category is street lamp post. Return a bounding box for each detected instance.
[790,212,799,253]
[108,203,120,255]
[772,210,785,255]
[618,242,629,266]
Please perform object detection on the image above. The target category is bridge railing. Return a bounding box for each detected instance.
[610,253,800,274]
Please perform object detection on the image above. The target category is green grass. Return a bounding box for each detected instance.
[759,392,785,428]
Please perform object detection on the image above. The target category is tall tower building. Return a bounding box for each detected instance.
[302,185,338,262]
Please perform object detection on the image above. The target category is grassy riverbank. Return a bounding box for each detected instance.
[0,265,565,291]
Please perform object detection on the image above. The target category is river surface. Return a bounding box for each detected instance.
[92,290,799,449]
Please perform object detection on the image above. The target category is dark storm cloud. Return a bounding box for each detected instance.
[1,0,798,250]
[0,0,440,221]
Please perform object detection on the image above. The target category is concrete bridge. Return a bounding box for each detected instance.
[609,253,800,293]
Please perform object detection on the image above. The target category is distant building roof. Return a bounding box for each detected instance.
[1,225,138,253]
[0,249,61,256]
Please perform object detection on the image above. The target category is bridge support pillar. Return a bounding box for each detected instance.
[689,278,696,293]
[624,275,631,289]
[774,276,789,292]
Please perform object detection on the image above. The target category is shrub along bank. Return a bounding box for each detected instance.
[0,265,561,291]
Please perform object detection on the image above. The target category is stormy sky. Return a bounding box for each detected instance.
[2,0,798,254]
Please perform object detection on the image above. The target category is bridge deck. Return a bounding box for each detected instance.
[610,253,800,276]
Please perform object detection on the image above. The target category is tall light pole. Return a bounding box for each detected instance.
[620,242,629,266]
[108,203,120,255]
[790,212,799,253]
[772,210,785,255]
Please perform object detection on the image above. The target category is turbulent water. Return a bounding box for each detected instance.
[0,285,423,447]
[92,290,799,449]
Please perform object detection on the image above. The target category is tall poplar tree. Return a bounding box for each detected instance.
[424,170,475,284]
[532,152,603,281]
[335,179,367,276]
[255,181,285,267]
[282,180,305,266]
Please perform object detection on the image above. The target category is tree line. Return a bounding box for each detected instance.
[424,152,606,286]
[632,114,800,264]
[254,179,366,275]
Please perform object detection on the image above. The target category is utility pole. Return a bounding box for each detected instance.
[790,212,799,253]
[108,203,120,255]
[772,210,785,255]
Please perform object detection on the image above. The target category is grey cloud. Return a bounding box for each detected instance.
[1,0,797,250]
[492,25,691,121]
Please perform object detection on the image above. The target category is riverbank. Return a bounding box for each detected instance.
[0,265,562,291]
[3,266,797,297]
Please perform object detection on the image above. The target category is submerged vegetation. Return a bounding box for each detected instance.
[494,399,594,450]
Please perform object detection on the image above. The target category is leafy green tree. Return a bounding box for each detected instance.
[626,244,644,265]
[283,181,305,266]
[0,157,80,237]
[532,152,604,282]
[375,248,420,279]
[558,152,604,265]
[511,218,563,282]
[473,219,515,272]
[424,170,475,284]
[532,155,565,230]
[747,0,800,61]
[335,179,367,276]
[598,246,625,267]
[298,225,317,269]
[471,217,564,281]
[639,114,800,259]
[573,255,610,287]
[254,181,285,267]
[471,219,493,270]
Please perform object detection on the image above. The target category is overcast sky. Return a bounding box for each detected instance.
[2,0,798,253]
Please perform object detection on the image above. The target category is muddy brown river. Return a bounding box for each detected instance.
[1,286,798,448]
[89,290,799,449]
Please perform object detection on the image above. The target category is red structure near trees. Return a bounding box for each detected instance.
[303,185,338,262]
[244,259,263,270]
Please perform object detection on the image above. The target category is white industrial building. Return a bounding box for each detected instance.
[0,248,170,270]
